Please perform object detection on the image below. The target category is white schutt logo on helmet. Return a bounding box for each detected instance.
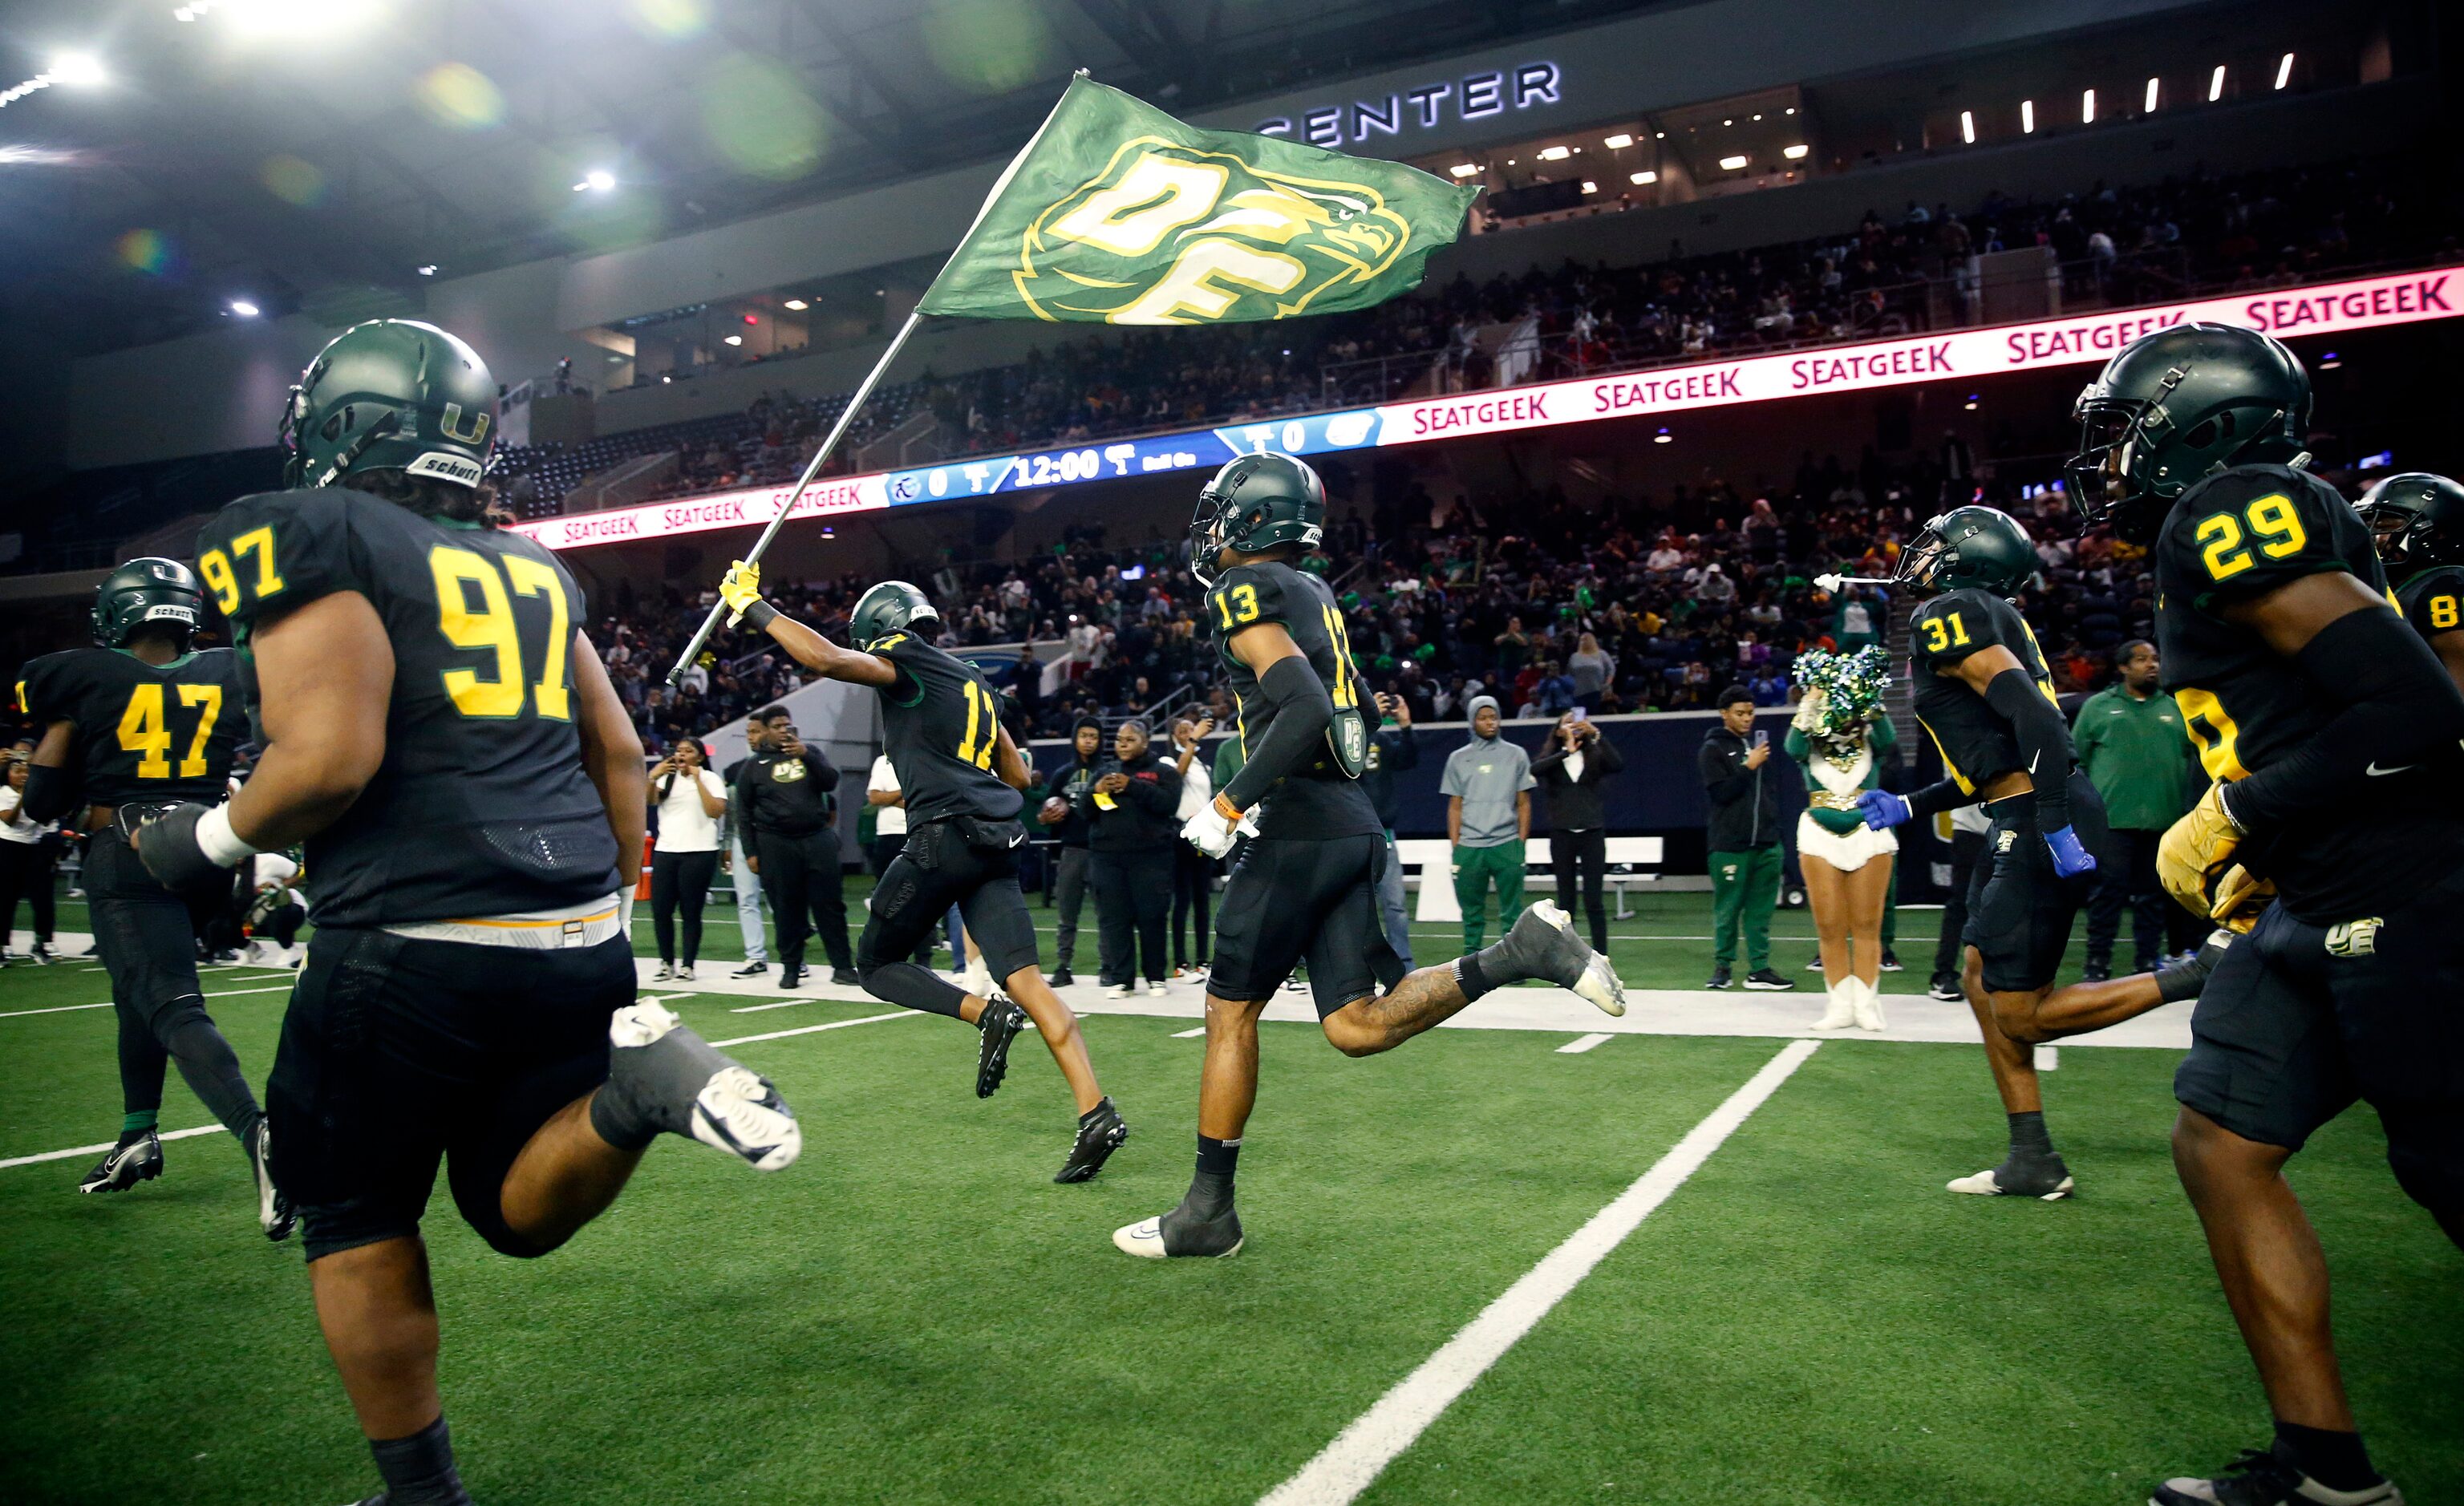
[142,603,197,623]
[407,452,487,487]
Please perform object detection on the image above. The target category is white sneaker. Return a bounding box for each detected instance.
[1104,983,1133,998]
[1850,977,1888,1032]
[1810,984,1857,1030]
[1148,982,1169,998]
[607,1002,801,1172]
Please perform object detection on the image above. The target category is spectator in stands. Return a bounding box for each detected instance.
[1566,632,1615,714]
[1083,719,1179,998]
[1363,692,1418,968]
[1441,695,1534,952]
[734,707,852,990]
[1530,710,1623,953]
[1037,716,1104,987]
[1700,686,1792,992]
[2071,640,2203,979]
[1166,714,1218,980]
[719,728,771,979]
[647,738,727,982]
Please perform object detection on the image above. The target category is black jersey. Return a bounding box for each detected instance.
[2395,565,2464,641]
[1907,588,2060,796]
[2154,463,2464,920]
[1206,561,1380,840]
[869,633,1024,827]
[16,646,245,808]
[195,488,620,928]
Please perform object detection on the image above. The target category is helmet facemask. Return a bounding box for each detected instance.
[1892,519,1953,593]
[1187,491,1233,588]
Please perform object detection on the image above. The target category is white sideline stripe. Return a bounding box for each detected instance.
[732,997,821,1014]
[0,982,295,1020]
[1257,1038,1821,1506]
[1555,1032,1614,1055]
[711,1010,918,1048]
[0,1124,228,1170]
[1173,1026,1208,1038]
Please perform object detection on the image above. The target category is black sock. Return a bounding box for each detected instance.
[161,1011,264,1146]
[370,1415,473,1506]
[1454,953,1496,1003]
[2007,1110,2055,1160]
[1188,1136,1240,1215]
[2274,1421,2379,1492]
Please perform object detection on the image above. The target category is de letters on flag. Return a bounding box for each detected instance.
[918,74,1478,326]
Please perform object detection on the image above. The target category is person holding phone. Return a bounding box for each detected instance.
[1530,707,1623,952]
[1698,686,1793,990]
[1167,714,1218,978]
[647,739,727,982]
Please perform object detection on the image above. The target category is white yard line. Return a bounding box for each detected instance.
[0,1123,229,1170]
[730,997,823,1014]
[1555,1032,1614,1055]
[1172,1026,1208,1038]
[711,1011,921,1049]
[0,982,295,1021]
[1256,1038,1822,1506]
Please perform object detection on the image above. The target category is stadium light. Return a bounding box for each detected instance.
[574,168,616,192]
[1537,145,1570,161]
[1603,133,1633,149]
[1782,144,1808,160]
[416,264,438,276]
[0,52,107,108]
[1629,171,1656,184]
[2082,88,2096,123]
[2021,99,2035,133]
[1653,427,1672,443]
[1580,180,1597,194]
[1959,110,1975,144]
[1717,154,1748,171]
[1448,163,1477,178]
[2144,76,2160,112]
[723,334,743,346]
[2276,52,2295,89]
[229,298,260,318]
[2208,64,2226,102]
[783,298,808,310]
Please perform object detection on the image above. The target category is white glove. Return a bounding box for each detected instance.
[1181,796,1256,859]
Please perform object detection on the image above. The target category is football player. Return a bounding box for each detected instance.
[1859,507,2222,1200]
[18,560,287,1233]
[2073,324,2464,1506]
[134,319,800,1506]
[717,566,1127,1181]
[2357,471,2464,691]
[1114,453,1627,1258]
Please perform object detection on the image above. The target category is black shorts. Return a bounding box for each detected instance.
[1209,833,1407,1018]
[857,818,1040,983]
[2175,868,2464,1216]
[83,832,221,1030]
[1962,775,2109,994]
[267,927,635,1261]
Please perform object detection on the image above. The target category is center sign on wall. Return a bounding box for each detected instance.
[513,265,2461,553]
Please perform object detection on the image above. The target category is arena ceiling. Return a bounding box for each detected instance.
[0,0,1672,357]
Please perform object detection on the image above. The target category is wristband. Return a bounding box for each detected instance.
[739,598,778,630]
[1213,791,1243,822]
[197,804,260,868]
[2214,780,2248,836]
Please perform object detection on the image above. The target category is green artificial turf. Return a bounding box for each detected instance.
[2,885,2455,1505]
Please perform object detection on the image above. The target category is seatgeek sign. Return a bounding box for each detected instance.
[513,265,2462,553]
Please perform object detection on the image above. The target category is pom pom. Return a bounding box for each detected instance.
[1792,645,1891,735]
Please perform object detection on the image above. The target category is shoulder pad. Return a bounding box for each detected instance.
[2170,468,2351,609]
[1207,563,1292,632]
[195,488,358,631]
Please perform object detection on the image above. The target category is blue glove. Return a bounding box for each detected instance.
[2044,824,2097,878]
[1857,789,1913,830]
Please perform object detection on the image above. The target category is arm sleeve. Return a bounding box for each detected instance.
[1984,669,2076,828]
[2226,605,2464,830]
[1222,655,1335,811]
[1903,776,1975,819]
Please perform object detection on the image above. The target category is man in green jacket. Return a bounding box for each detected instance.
[2072,640,2201,979]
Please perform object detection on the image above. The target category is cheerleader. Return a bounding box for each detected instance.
[1787,647,1897,1031]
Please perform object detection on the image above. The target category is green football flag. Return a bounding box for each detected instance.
[918,74,1478,326]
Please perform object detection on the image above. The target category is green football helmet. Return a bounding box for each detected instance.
[281,318,498,490]
[2356,472,2464,580]
[92,557,205,648]
[2065,321,2311,543]
[1189,451,1326,586]
[1894,506,2037,597]
[849,579,938,650]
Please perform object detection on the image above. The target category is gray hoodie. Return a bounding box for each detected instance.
[1440,698,1534,847]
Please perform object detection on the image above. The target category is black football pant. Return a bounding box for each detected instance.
[756,828,852,974]
[1171,844,1213,969]
[83,832,262,1148]
[1931,827,1987,982]
[1551,827,1611,951]
[869,835,935,965]
[2085,826,2179,973]
[1092,847,1173,986]
[649,849,719,968]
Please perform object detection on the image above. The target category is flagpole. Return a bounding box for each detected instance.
[664,306,926,686]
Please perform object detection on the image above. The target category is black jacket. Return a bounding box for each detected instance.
[734,746,840,839]
[1699,724,1778,851]
[1048,752,1104,848]
[1080,750,1181,852]
[1531,732,1623,832]
[1361,724,1420,828]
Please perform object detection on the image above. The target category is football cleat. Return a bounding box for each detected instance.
[1948,1154,2074,1200]
[79,1132,164,1195]
[1494,899,1627,1016]
[1114,1199,1243,1259]
[1053,1097,1129,1184]
[606,1002,800,1171]
[250,1121,295,1242]
[2152,1448,2403,1505]
[975,994,1030,1099]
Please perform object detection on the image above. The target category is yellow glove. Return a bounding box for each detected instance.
[2158,783,2272,933]
[718,560,765,627]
